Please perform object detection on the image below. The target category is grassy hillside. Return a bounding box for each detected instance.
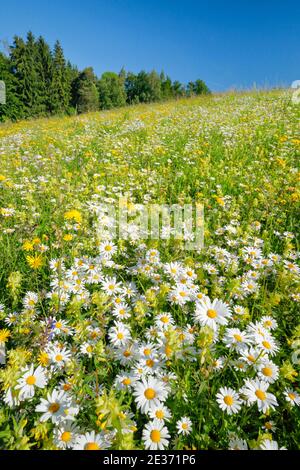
[0,90,299,450]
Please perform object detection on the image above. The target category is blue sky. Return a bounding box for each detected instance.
[1,0,299,91]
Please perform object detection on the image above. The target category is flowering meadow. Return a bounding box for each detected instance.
[0,90,299,450]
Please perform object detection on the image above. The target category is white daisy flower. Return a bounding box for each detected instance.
[23,292,38,310]
[108,322,131,347]
[142,419,170,450]
[49,346,72,368]
[101,276,122,295]
[176,416,192,435]
[73,431,111,450]
[283,388,300,406]
[80,342,94,357]
[16,364,47,399]
[216,387,242,415]
[149,405,172,422]
[256,360,279,383]
[255,334,279,357]
[154,312,174,330]
[260,316,278,331]
[194,297,231,331]
[223,328,251,351]
[228,436,248,450]
[99,241,117,258]
[242,379,278,413]
[260,440,287,450]
[53,423,79,449]
[114,373,137,390]
[35,390,70,424]
[112,303,131,320]
[133,377,169,413]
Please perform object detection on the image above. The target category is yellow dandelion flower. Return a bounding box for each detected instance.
[64,209,82,224]
[22,240,34,251]
[63,234,73,241]
[26,254,44,270]
[0,329,11,343]
[38,351,50,367]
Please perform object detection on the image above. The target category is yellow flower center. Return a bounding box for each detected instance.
[108,284,115,290]
[86,345,93,353]
[155,410,164,419]
[224,395,233,406]
[117,332,124,340]
[85,442,100,450]
[56,322,62,329]
[262,341,271,349]
[122,378,131,386]
[165,344,172,357]
[55,354,63,362]
[123,350,131,357]
[207,309,217,318]
[262,367,273,377]
[61,431,71,442]
[144,388,156,400]
[63,384,71,391]
[255,390,266,400]
[265,422,272,430]
[150,430,161,443]
[179,291,187,297]
[49,403,60,413]
[26,375,36,385]
[144,348,151,356]
[182,423,188,430]
[104,245,112,251]
[288,392,296,401]
[161,316,169,323]
[146,359,154,368]
[233,334,242,342]
[247,355,255,362]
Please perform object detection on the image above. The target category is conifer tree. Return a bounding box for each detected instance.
[36,36,53,114]
[50,40,70,114]
[10,33,39,117]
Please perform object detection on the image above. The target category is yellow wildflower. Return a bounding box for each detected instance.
[64,209,82,224]
[0,329,11,343]
[26,254,44,270]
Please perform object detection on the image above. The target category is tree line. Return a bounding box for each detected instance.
[0,32,210,121]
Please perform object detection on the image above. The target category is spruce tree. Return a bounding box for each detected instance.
[36,36,53,115]
[50,40,70,114]
[10,33,39,117]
